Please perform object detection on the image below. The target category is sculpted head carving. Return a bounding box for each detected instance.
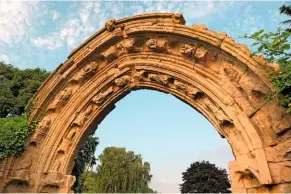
[37,116,52,133]
[84,61,98,75]
[180,44,196,58]
[73,105,94,126]
[49,88,72,110]
[194,46,208,60]
[186,86,204,100]
[92,86,114,106]
[51,150,65,172]
[117,38,136,54]
[69,61,98,83]
[105,18,116,32]
[114,75,133,87]
[146,38,168,52]
[173,80,186,90]
[148,74,169,86]
[134,70,146,81]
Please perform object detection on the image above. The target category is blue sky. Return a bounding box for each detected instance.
[0,1,288,192]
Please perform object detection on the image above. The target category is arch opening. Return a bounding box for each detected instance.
[90,89,234,192]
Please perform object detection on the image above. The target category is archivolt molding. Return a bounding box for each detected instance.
[1,13,291,193]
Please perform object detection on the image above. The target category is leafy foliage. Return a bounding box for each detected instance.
[0,62,48,160]
[0,62,49,117]
[83,147,155,193]
[0,114,37,160]
[241,19,291,113]
[280,4,291,32]
[71,135,99,193]
[180,160,231,193]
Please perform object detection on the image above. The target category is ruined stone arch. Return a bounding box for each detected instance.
[1,13,291,193]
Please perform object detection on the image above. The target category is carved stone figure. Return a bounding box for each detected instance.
[12,143,37,181]
[114,75,133,87]
[180,44,196,58]
[146,38,168,52]
[117,38,136,55]
[194,46,208,60]
[223,63,240,82]
[31,115,52,143]
[105,18,116,32]
[173,80,186,90]
[70,61,98,83]
[51,151,65,172]
[134,70,146,81]
[92,86,114,106]
[148,74,169,85]
[102,46,118,62]
[185,86,204,99]
[49,88,72,110]
[73,105,94,126]
[58,139,71,154]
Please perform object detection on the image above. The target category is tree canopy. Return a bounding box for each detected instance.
[0,62,49,117]
[71,135,99,193]
[83,147,155,193]
[280,4,291,32]
[180,160,231,193]
[0,62,48,160]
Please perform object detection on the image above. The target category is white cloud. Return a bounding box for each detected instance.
[0,1,38,44]
[32,1,101,50]
[0,54,10,64]
[51,10,60,21]
[31,34,62,50]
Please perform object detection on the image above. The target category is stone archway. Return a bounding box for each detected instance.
[1,13,291,193]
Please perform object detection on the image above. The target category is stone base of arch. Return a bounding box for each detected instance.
[1,173,75,193]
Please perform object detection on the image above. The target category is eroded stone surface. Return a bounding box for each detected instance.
[0,13,290,193]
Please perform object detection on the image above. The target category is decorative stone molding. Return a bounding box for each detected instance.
[1,13,289,193]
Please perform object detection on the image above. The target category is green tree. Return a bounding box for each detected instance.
[85,147,155,193]
[241,6,291,113]
[180,160,231,193]
[280,4,291,32]
[71,135,99,193]
[0,62,48,159]
[0,62,49,117]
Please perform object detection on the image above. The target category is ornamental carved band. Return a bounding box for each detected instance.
[1,13,291,193]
